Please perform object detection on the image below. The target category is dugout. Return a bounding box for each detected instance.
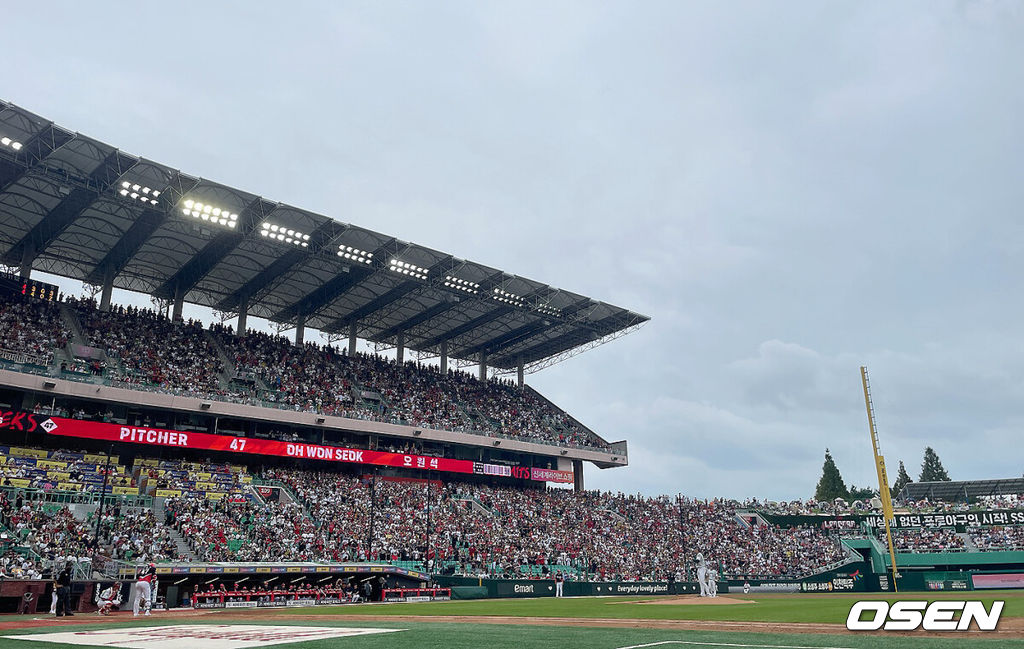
[116,562,429,608]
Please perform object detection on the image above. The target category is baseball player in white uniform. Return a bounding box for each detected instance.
[133,563,156,616]
[96,583,120,616]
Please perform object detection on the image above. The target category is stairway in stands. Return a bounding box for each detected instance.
[959,531,976,550]
[202,329,247,390]
[58,303,89,347]
[152,497,198,561]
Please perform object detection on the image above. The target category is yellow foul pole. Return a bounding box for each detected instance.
[860,366,899,592]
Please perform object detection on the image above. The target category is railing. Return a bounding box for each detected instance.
[1,359,620,456]
[0,485,151,508]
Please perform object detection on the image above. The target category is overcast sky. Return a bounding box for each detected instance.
[5,1,1023,501]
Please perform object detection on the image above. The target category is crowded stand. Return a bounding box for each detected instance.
[679,498,848,578]
[262,469,848,580]
[2,291,609,451]
[135,458,252,498]
[886,528,966,552]
[0,295,69,366]
[970,526,1024,551]
[72,300,224,395]
[164,495,319,562]
[0,495,97,561]
[103,510,181,563]
[750,496,1024,517]
[1,448,1023,584]
[0,549,44,579]
[0,446,130,493]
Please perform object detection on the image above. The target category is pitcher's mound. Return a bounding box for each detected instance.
[632,595,755,605]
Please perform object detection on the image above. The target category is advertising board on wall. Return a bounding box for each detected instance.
[0,410,573,484]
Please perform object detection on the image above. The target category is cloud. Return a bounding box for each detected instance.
[7,0,1024,501]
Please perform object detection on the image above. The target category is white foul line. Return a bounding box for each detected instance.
[616,641,855,649]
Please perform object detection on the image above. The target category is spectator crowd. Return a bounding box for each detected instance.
[1,293,609,451]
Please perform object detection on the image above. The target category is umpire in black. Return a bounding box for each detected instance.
[55,561,74,616]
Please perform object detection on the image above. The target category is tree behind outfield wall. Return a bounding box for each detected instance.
[848,484,877,501]
[815,449,850,501]
[919,447,951,482]
[892,460,913,499]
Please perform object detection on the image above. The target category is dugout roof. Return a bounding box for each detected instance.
[900,478,1024,503]
[0,100,647,372]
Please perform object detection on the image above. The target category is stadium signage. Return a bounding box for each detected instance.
[846,600,1004,631]
[613,584,669,594]
[762,511,1024,530]
[15,411,573,484]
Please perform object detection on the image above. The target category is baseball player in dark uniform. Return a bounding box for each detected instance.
[55,562,74,616]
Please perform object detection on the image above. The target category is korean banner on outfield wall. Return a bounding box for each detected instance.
[0,410,573,484]
[761,511,1024,530]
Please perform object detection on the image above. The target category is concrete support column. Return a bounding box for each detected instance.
[99,266,115,312]
[295,313,306,346]
[348,322,357,356]
[478,352,487,382]
[237,297,248,337]
[517,357,525,389]
[573,460,584,493]
[396,332,405,363]
[19,242,36,280]
[439,341,448,375]
[171,284,185,322]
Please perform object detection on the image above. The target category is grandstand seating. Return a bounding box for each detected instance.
[886,528,966,553]
[0,296,68,366]
[134,458,252,499]
[1,293,608,450]
[2,446,1023,581]
[0,446,130,493]
[969,526,1024,551]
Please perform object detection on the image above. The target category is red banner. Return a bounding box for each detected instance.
[0,411,572,483]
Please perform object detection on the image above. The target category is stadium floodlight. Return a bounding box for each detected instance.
[260,221,309,247]
[535,303,561,317]
[492,287,524,307]
[336,244,373,264]
[444,275,480,294]
[180,199,238,229]
[116,180,161,207]
[388,258,429,280]
[0,136,23,151]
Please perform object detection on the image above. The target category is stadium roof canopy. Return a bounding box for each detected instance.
[900,478,1024,503]
[0,100,648,373]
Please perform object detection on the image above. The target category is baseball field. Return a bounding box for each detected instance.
[1,592,1023,649]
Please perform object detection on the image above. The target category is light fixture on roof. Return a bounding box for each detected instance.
[492,287,524,307]
[117,180,161,206]
[181,199,238,228]
[260,222,309,247]
[336,244,373,264]
[535,302,561,317]
[388,259,428,280]
[1,136,23,151]
[444,275,480,294]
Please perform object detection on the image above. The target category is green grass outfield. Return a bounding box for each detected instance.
[299,591,1024,624]
[0,593,1022,649]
